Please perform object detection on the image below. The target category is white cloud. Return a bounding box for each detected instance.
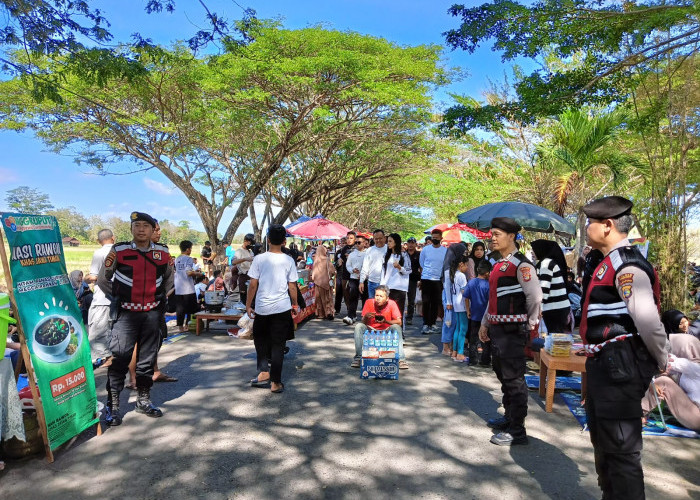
[143,178,176,195]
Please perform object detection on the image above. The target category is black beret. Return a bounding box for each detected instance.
[491,217,521,234]
[130,211,156,228]
[582,196,633,219]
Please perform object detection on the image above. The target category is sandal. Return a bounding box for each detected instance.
[271,383,285,393]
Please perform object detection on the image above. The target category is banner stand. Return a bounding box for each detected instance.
[0,230,54,463]
[0,227,102,462]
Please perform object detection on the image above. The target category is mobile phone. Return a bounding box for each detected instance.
[375,315,385,322]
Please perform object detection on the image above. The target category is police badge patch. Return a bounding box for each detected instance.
[618,273,634,299]
[499,262,509,272]
[596,263,608,280]
[104,250,116,268]
[153,251,161,260]
[520,266,531,282]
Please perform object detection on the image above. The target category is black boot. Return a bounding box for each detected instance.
[135,387,163,418]
[105,390,122,426]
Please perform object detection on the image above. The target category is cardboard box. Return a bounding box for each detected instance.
[361,357,399,380]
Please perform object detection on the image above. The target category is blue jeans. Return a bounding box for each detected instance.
[367,281,380,299]
[354,323,405,360]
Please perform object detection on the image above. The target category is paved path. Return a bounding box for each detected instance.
[2,317,699,499]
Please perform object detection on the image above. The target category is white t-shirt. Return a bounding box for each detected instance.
[451,271,468,313]
[89,243,113,306]
[194,282,207,300]
[234,247,254,274]
[248,251,298,315]
[174,255,196,295]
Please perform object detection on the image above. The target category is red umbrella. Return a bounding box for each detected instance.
[287,217,351,240]
[446,223,491,240]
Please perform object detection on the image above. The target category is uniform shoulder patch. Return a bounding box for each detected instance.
[152,251,161,260]
[618,272,634,299]
[520,266,532,282]
[104,249,116,268]
[499,261,510,272]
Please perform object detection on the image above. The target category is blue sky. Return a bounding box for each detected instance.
[0,0,525,234]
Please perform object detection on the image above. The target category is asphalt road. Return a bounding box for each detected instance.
[1,316,699,500]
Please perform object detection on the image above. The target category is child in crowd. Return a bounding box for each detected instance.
[463,260,492,366]
[194,274,208,308]
[451,256,470,361]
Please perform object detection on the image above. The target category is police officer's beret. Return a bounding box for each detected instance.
[491,217,521,234]
[582,196,633,219]
[130,211,156,227]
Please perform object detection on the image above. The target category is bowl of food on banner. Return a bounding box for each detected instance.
[33,315,80,359]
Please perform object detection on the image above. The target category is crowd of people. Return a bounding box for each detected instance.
[7,196,700,498]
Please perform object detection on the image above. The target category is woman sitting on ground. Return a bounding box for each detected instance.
[661,309,690,336]
[642,334,700,431]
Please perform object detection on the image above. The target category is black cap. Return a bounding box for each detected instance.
[407,237,417,243]
[583,196,633,219]
[130,211,156,228]
[244,233,255,242]
[491,217,521,234]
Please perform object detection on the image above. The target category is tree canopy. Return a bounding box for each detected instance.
[442,0,700,130]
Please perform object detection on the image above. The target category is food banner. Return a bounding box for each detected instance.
[1,213,98,450]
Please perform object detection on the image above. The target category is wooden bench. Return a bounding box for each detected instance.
[193,312,242,336]
[539,349,587,413]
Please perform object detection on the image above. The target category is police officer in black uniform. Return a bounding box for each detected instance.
[579,196,668,500]
[98,212,174,426]
[479,217,542,446]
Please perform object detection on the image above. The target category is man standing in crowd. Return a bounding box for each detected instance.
[85,228,115,367]
[246,224,299,394]
[174,240,201,333]
[98,211,173,426]
[579,196,667,499]
[343,235,368,324]
[419,229,447,334]
[359,229,388,299]
[232,234,255,306]
[350,285,408,370]
[335,232,356,316]
[478,217,542,446]
[201,240,216,278]
[405,237,421,326]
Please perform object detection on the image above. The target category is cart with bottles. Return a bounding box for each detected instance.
[360,327,399,380]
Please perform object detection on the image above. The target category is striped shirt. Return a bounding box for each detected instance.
[536,258,570,312]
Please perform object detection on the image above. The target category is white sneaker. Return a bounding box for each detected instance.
[342,316,353,325]
[430,325,440,334]
[421,325,430,334]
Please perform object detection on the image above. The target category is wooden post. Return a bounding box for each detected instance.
[0,231,54,463]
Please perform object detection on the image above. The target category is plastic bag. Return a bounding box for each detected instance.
[236,313,254,339]
[444,308,453,328]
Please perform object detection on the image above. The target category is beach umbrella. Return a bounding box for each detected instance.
[285,215,312,229]
[441,228,478,244]
[287,217,351,240]
[446,223,492,240]
[457,201,576,237]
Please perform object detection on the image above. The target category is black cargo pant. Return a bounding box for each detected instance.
[253,310,294,384]
[421,279,442,327]
[406,279,418,320]
[346,278,361,319]
[334,275,345,313]
[489,322,529,437]
[585,340,657,500]
[107,308,160,392]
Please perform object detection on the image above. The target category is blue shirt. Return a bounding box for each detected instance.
[419,244,447,281]
[462,277,490,321]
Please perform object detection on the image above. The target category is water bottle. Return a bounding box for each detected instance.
[363,333,369,350]
[392,331,399,348]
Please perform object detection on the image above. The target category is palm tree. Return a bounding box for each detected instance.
[537,108,643,249]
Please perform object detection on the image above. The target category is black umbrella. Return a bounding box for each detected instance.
[457,201,576,237]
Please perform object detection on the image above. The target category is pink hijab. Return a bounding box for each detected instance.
[312,245,335,290]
